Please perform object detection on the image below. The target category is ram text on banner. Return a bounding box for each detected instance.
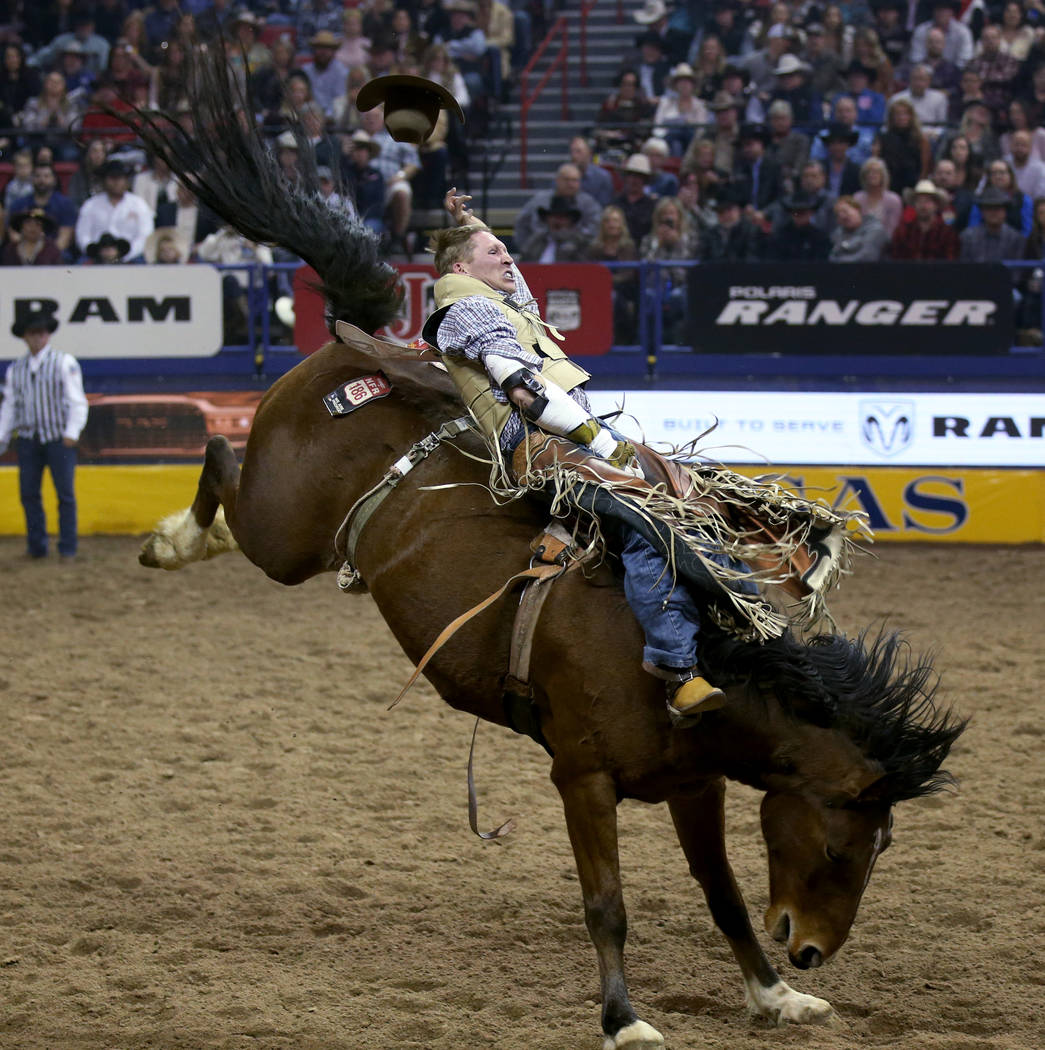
[0,266,224,360]
[686,262,1015,354]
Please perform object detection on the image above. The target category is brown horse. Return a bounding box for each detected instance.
[129,49,965,1049]
[140,335,964,1049]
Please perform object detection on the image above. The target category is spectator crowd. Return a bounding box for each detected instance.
[2,0,1045,341]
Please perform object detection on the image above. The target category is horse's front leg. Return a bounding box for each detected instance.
[668,782,835,1026]
[554,769,664,1050]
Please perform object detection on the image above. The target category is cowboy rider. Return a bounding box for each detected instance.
[422,189,731,723]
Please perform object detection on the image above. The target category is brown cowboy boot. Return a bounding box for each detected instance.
[666,673,726,725]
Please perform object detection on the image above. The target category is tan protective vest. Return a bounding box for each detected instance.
[425,273,591,442]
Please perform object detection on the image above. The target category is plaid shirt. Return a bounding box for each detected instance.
[889,216,960,260]
[436,264,591,450]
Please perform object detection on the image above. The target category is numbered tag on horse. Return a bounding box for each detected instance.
[324,373,392,417]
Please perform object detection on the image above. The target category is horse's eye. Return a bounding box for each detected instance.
[825,846,846,864]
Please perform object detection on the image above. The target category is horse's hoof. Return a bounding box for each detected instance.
[745,980,837,1026]
[139,534,178,570]
[602,1018,665,1050]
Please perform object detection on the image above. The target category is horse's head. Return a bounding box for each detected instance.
[736,631,966,971]
[760,777,893,969]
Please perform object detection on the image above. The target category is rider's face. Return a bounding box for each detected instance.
[454,230,516,293]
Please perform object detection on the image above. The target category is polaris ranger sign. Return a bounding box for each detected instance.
[687,263,1014,354]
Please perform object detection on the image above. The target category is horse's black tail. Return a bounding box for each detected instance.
[120,37,402,335]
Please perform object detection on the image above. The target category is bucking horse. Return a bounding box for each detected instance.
[128,46,965,1050]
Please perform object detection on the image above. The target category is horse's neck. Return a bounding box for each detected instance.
[709,696,880,798]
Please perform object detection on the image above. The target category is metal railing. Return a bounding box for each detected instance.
[518,16,570,190]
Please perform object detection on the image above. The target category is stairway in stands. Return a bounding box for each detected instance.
[464,0,636,232]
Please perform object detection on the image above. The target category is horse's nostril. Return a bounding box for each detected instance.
[793,945,823,970]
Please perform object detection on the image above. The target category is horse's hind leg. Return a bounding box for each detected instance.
[667,783,835,1026]
[140,436,241,570]
[555,770,664,1050]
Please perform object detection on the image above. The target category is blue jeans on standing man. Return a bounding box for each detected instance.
[16,437,78,558]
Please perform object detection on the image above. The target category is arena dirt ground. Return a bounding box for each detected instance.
[0,536,1042,1050]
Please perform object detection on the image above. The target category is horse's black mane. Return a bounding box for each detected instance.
[119,36,402,336]
[700,627,967,803]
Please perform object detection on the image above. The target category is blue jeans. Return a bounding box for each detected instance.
[621,531,758,672]
[16,437,78,557]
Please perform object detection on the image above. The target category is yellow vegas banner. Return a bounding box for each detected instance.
[0,465,1042,543]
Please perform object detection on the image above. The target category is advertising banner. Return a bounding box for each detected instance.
[1,464,1039,542]
[0,266,224,360]
[293,262,615,355]
[686,262,1015,354]
[586,390,1045,468]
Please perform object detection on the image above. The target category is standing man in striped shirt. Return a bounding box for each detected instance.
[0,312,89,560]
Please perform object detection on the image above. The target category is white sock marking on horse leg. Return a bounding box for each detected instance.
[203,506,239,559]
[140,507,209,570]
[602,1018,665,1050]
[743,975,836,1026]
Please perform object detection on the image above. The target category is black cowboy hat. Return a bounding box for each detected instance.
[99,158,131,178]
[782,190,820,211]
[819,121,859,145]
[537,194,582,222]
[9,207,56,236]
[11,310,59,338]
[844,61,875,79]
[86,232,131,260]
[711,182,748,209]
[720,63,750,87]
[356,74,465,145]
[975,186,1012,208]
[739,122,770,144]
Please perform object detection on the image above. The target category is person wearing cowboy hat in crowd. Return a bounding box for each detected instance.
[8,160,78,257]
[518,194,593,262]
[811,96,875,167]
[302,29,349,117]
[959,185,1026,262]
[837,61,886,126]
[762,189,832,261]
[817,121,865,198]
[514,162,603,252]
[765,159,839,236]
[889,179,959,259]
[909,0,974,69]
[733,122,784,216]
[682,89,741,177]
[640,137,678,197]
[84,231,131,264]
[768,52,819,125]
[342,129,386,233]
[652,62,708,156]
[612,152,659,245]
[739,23,793,99]
[0,311,88,561]
[1,208,64,266]
[628,31,672,101]
[74,158,153,262]
[700,182,763,263]
[226,11,272,77]
[633,0,694,66]
[60,40,96,102]
[29,10,110,76]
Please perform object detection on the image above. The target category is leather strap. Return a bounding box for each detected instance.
[389,563,564,710]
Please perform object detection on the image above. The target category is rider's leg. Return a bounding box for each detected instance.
[620,529,726,722]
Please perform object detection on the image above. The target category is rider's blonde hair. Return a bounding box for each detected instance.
[428,223,491,275]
